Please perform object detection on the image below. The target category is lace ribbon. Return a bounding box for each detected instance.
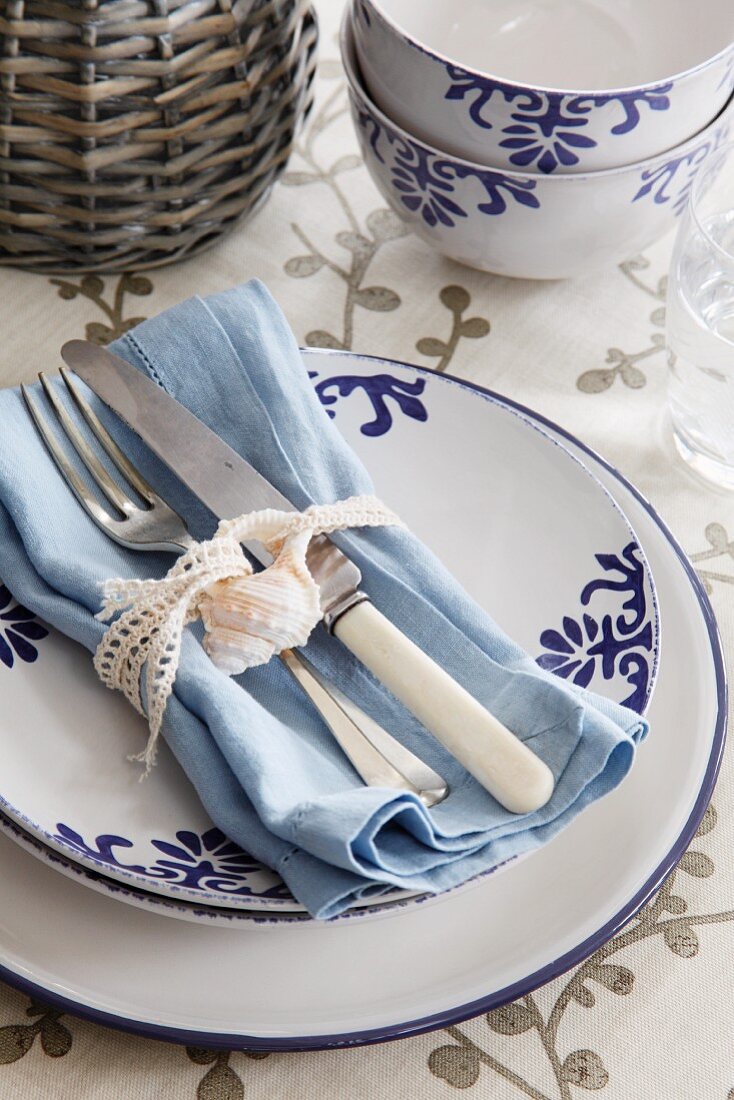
[94,494,403,771]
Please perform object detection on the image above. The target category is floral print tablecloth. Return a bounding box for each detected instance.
[0,2,733,1096]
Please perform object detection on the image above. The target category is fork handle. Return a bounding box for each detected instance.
[279,649,447,807]
[331,599,554,814]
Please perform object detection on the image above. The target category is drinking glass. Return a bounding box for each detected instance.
[667,140,734,489]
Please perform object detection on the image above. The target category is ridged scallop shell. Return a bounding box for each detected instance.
[198,540,321,676]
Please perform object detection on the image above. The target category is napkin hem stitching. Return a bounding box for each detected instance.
[125,333,165,390]
[277,845,303,870]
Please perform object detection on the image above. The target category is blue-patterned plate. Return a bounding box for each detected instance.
[0,350,659,914]
[0,357,720,1050]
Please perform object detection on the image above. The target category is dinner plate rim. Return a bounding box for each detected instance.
[0,352,724,1052]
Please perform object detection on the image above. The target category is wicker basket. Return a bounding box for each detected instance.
[0,0,317,273]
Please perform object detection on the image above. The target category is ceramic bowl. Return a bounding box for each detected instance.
[352,0,734,174]
[342,15,734,279]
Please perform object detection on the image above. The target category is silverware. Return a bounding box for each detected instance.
[22,371,449,807]
[61,339,555,814]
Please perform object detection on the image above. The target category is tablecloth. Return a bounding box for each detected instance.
[0,1,732,1095]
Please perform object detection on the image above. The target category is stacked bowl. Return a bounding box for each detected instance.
[342,0,734,278]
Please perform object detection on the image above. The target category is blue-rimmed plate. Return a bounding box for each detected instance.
[0,354,720,1049]
[0,351,658,915]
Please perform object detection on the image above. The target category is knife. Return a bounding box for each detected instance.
[62,339,554,814]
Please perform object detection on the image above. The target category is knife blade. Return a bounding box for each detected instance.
[59,339,362,622]
[61,339,554,814]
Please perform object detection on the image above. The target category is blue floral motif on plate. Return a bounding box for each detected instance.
[536,542,654,712]
[52,823,292,900]
[309,370,428,436]
[0,583,48,669]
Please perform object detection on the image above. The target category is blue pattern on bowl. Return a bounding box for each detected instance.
[353,85,731,248]
[358,107,540,223]
[633,128,731,213]
[444,66,673,175]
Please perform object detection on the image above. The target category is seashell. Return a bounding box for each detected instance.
[93,493,401,774]
[198,537,322,675]
[198,625,275,677]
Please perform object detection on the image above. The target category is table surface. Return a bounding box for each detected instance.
[0,2,732,1096]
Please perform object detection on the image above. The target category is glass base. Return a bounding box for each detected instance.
[672,426,734,491]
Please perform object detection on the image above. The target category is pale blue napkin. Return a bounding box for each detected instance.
[0,281,647,918]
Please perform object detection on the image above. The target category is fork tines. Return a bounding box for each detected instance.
[22,369,155,526]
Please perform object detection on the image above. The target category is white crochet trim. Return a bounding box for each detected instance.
[93,494,403,772]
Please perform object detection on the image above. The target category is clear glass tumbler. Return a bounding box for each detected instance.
[667,140,734,489]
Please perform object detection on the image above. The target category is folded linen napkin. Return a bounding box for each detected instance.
[0,281,648,918]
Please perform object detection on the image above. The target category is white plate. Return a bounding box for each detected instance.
[0,351,659,914]
[0,356,722,1048]
[0,809,515,927]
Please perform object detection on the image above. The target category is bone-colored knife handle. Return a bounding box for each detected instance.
[331,599,554,814]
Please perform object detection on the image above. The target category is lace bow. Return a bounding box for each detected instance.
[94,494,402,770]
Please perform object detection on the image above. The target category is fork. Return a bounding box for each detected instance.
[22,370,449,807]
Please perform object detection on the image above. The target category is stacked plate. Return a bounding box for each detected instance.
[0,352,724,1048]
[344,0,734,277]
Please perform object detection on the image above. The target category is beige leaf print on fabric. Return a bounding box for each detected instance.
[416,286,490,373]
[186,1047,268,1100]
[428,1040,482,1089]
[0,1001,72,1065]
[283,59,407,351]
[560,1049,609,1090]
[577,256,668,394]
[282,61,495,378]
[49,273,154,345]
[690,523,734,594]
[427,803,734,1098]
